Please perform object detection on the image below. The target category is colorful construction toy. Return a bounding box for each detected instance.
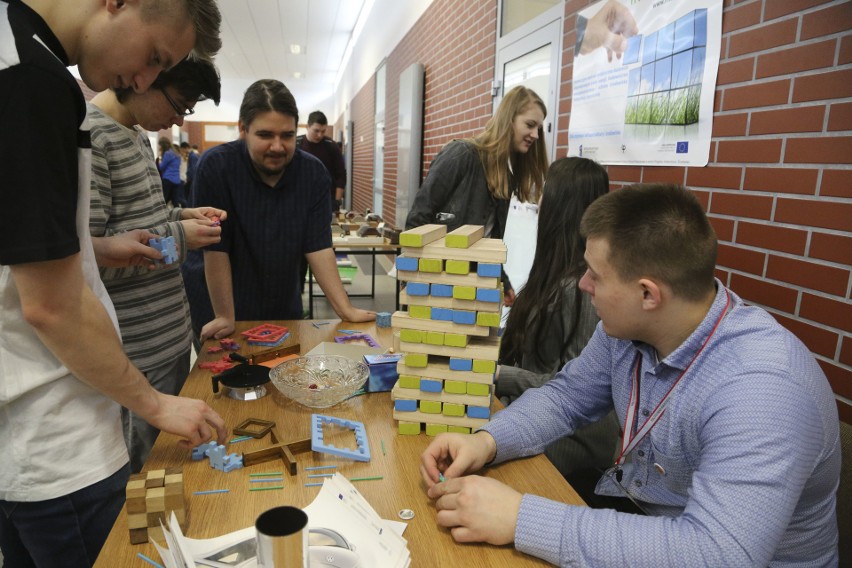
[311,414,371,462]
[148,235,178,265]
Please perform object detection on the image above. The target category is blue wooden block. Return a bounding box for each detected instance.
[467,405,491,419]
[311,414,371,462]
[396,257,419,271]
[376,312,392,328]
[431,308,453,321]
[420,379,443,393]
[394,399,418,412]
[430,284,453,297]
[449,358,473,371]
[451,310,476,325]
[477,263,502,278]
[476,288,501,303]
[406,282,430,296]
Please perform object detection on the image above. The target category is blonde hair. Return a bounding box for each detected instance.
[469,86,548,202]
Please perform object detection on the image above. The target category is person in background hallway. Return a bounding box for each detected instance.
[0,0,226,566]
[88,56,226,473]
[159,135,184,206]
[405,85,549,306]
[422,184,839,567]
[182,79,374,345]
[496,157,620,505]
[297,110,347,213]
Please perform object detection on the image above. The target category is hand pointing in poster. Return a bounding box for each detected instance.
[577,0,639,62]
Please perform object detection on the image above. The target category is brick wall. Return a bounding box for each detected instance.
[349,76,377,215]
[560,0,852,421]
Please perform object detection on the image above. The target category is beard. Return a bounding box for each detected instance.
[252,154,289,178]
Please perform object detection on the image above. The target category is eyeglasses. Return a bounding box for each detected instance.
[161,88,194,117]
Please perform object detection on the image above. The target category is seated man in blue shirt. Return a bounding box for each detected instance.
[182,79,373,342]
[421,183,839,567]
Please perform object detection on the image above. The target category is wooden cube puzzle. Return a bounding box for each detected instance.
[393,224,504,435]
[126,468,185,545]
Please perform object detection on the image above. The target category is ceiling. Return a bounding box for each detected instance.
[212,0,367,123]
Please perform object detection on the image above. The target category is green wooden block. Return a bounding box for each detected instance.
[398,421,421,435]
[418,258,443,273]
[452,286,476,300]
[466,382,491,396]
[409,305,432,319]
[445,259,470,275]
[443,403,465,417]
[425,423,448,436]
[444,380,467,394]
[472,359,496,374]
[399,329,423,343]
[443,333,468,347]
[398,374,421,389]
[420,400,442,414]
[445,234,470,248]
[448,425,471,434]
[399,233,422,247]
[405,353,428,367]
[476,311,502,327]
[425,331,445,345]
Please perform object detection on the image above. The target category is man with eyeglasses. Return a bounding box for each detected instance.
[420,184,839,567]
[87,56,227,473]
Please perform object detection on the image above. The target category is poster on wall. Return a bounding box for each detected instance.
[567,0,722,166]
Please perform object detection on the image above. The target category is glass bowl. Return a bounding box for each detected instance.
[269,355,369,408]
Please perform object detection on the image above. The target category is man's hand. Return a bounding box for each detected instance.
[420,431,497,489]
[180,218,222,250]
[140,391,227,448]
[200,316,235,342]
[338,306,376,323]
[92,230,162,268]
[429,475,522,545]
[580,0,639,62]
[182,206,227,223]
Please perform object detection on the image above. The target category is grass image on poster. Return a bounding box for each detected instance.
[623,9,707,126]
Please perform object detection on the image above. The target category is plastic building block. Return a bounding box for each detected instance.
[467,405,491,419]
[477,263,502,278]
[219,338,240,351]
[396,257,419,271]
[376,312,392,328]
[241,324,289,345]
[409,305,432,319]
[394,399,417,412]
[476,288,501,303]
[425,423,448,436]
[430,284,453,297]
[406,282,430,296]
[444,380,467,394]
[452,310,476,325]
[418,258,443,273]
[398,374,421,389]
[476,312,502,327]
[472,359,497,374]
[399,329,423,343]
[405,353,428,367]
[205,443,244,472]
[449,358,473,371]
[424,331,445,345]
[452,286,476,300]
[467,382,491,396]
[192,441,218,460]
[398,421,421,435]
[149,235,178,265]
[445,260,470,275]
[420,400,442,414]
[334,333,380,347]
[430,307,453,321]
[311,414,371,462]
[420,378,443,393]
[444,333,468,348]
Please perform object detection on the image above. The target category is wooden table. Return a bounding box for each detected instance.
[94,320,584,567]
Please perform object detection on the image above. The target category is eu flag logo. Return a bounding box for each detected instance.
[676,141,689,153]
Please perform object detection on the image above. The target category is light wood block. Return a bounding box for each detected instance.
[393,409,488,429]
[399,335,500,361]
[445,225,484,249]
[418,258,443,273]
[392,384,491,407]
[396,360,494,385]
[399,329,423,343]
[398,374,421,389]
[424,331,445,345]
[420,400,442,414]
[145,469,165,488]
[444,333,468,348]
[399,224,447,247]
[399,289,502,313]
[467,382,492,396]
[404,353,428,367]
[444,380,468,394]
[392,311,490,337]
[476,312,502,327]
[402,237,507,263]
[397,270,500,289]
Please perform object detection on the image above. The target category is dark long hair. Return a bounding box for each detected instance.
[500,157,609,367]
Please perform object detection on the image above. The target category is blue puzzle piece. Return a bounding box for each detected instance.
[192,441,218,461]
[477,263,502,278]
[475,288,501,303]
[311,414,371,462]
[467,405,491,419]
[420,379,442,393]
[431,308,453,321]
[396,257,419,271]
[394,399,417,412]
[406,282,430,296]
[449,358,473,371]
[203,443,244,472]
[149,235,178,265]
[430,284,453,297]
[451,310,476,325]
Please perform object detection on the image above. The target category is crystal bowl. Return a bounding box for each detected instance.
[269,355,369,408]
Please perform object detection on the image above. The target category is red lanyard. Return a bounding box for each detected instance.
[615,289,731,467]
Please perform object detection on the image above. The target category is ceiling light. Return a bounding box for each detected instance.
[293,72,302,79]
[290,44,302,55]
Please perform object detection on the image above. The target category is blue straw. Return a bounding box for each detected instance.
[137,552,165,568]
[304,482,324,487]
[305,465,337,471]
[307,473,335,478]
[194,489,229,495]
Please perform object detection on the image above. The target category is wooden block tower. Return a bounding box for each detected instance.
[392,224,505,435]
[126,467,186,545]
